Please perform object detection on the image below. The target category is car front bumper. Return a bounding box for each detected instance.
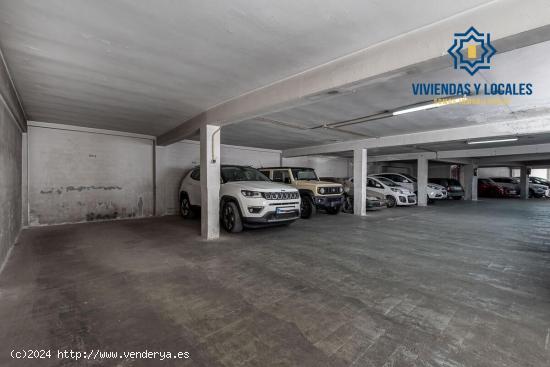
[313,195,344,209]
[366,198,385,209]
[428,190,447,199]
[396,194,417,205]
[244,210,300,226]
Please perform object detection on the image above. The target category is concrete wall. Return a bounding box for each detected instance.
[368,162,415,176]
[0,51,24,269]
[282,156,352,178]
[156,140,281,215]
[478,167,511,178]
[27,124,155,225]
[0,99,22,267]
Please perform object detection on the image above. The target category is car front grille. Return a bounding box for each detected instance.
[321,186,341,194]
[262,191,300,200]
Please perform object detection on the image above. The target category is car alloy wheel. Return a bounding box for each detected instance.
[223,204,235,230]
[386,195,397,208]
[180,196,193,218]
[222,201,243,232]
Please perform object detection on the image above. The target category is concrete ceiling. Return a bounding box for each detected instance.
[0,0,493,135]
[222,40,550,150]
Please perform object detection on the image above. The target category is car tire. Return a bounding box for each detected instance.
[300,196,316,219]
[327,206,340,215]
[222,201,243,233]
[180,193,195,219]
[386,195,397,208]
[427,196,435,204]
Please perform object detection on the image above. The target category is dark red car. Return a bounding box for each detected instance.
[478,178,505,197]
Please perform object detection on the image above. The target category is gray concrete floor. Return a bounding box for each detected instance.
[1,199,550,367]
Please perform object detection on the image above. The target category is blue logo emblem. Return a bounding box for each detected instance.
[448,26,496,76]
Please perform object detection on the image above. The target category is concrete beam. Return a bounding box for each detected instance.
[368,151,474,165]
[283,117,550,157]
[353,148,367,216]
[0,47,26,132]
[200,125,221,240]
[157,1,550,146]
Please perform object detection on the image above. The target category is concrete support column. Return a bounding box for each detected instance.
[417,157,428,207]
[472,166,478,201]
[200,125,221,240]
[519,166,529,200]
[353,148,367,216]
[462,164,478,201]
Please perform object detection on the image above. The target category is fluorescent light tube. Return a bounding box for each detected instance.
[392,103,439,115]
[467,137,518,145]
[392,96,467,116]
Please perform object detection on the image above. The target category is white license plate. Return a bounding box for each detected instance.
[276,207,294,214]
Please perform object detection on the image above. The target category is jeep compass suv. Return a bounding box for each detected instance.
[179,165,300,232]
[259,167,344,218]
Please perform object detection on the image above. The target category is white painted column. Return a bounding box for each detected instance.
[462,164,478,201]
[472,165,478,201]
[519,166,529,200]
[417,157,428,207]
[200,125,221,240]
[353,148,367,216]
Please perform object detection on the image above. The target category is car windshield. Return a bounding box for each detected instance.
[291,168,318,181]
[221,166,270,182]
[376,177,399,187]
[401,173,417,182]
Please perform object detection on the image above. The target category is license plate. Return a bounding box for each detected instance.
[276,207,294,214]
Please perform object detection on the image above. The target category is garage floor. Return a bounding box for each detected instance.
[1,200,549,367]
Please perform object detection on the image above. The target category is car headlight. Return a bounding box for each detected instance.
[338,186,343,193]
[390,188,403,194]
[241,190,261,198]
[318,187,326,194]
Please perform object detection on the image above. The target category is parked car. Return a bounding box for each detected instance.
[529,176,550,197]
[478,178,506,197]
[179,165,300,232]
[367,176,417,207]
[341,178,386,212]
[489,177,520,197]
[511,177,549,198]
[371,173,447,202]
[429,178,464,200]
[259,167,344,218]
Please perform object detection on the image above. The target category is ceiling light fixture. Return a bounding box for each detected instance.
[314,95,468,130]
[392,96,467,116]
[466,137,518,145]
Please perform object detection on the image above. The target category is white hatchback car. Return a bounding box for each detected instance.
[371,173,447,202]
[179,165,301,232]
[368,176,417,207]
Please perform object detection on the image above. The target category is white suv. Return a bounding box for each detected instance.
[179,165,301,232]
